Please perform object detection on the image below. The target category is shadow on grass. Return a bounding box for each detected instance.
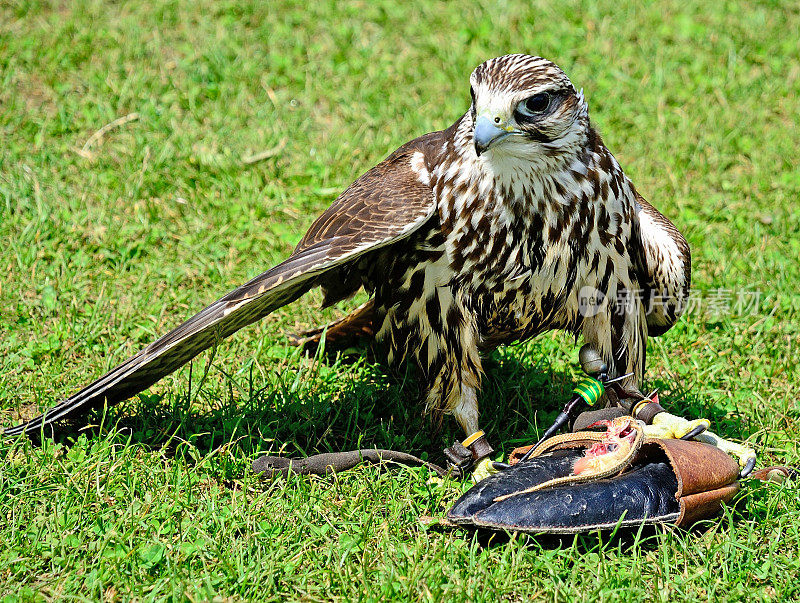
[646,374,753,436]
[27,339,752,480]
[41,345,579,471]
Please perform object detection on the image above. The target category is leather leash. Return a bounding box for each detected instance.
[252,430,493,479]
[252,448,450,477]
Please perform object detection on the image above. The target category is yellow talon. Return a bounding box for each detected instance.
[642,412,711,439]
[640,408,756,472]
[471,457,499,483]
[693,431,757,472]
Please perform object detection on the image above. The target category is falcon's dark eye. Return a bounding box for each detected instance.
[516,93,551,118]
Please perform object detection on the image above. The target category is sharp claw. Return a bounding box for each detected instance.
[740,456,757,478]
[681,423,708,440]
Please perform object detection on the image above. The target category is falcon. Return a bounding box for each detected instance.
[6,55,690,463]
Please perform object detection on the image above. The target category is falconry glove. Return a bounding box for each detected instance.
[449,417,744,534]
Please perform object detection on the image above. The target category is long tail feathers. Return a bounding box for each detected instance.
[4,244,335,438]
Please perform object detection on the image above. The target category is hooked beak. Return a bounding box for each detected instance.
[474,115,512,156]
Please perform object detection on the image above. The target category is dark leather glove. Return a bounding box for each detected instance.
[449,430,740,534]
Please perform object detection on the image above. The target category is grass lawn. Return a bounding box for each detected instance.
[2,0,799,600]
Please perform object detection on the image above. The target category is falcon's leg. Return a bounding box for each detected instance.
[424,334,483,439]
[286,300,375,355]
[379,283,483,426]
[376,275,492,463]
[581,283,648,386]
[414,289,495,465]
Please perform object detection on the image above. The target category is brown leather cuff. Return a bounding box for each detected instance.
[468,435,494,462]
[647,438,740,527]
[750,466,798,483]
[444,435,495,478]
[633,401,666,425]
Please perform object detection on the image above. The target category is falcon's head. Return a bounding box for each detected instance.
[469,54,589,161]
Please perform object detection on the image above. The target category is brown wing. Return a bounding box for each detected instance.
[5,139,436,437]
[295,147,433,254]
[632,192,691,336]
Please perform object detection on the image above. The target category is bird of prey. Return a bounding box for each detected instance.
[6,55,690,462]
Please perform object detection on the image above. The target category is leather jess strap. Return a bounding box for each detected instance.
[750,466,798,483]
[252,449,450,477]
[253,433,495,479]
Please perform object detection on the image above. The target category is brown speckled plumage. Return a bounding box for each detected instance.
[7,55,690,440]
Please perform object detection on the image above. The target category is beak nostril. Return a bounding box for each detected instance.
[474,115,512,156]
